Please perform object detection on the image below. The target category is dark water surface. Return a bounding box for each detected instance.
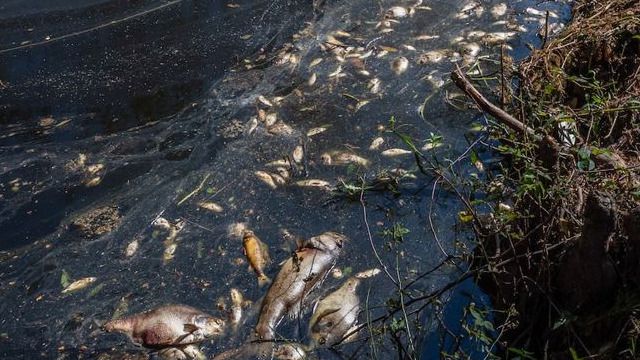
[0,0,571,358]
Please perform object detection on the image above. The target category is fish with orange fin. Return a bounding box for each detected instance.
[243,230,272,287]
[102,304,225,347]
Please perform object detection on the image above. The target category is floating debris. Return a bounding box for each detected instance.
[62,277,97,294]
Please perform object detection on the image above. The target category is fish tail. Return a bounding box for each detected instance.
[258,274,271,287]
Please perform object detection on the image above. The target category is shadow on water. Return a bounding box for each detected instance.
[0,0,571,358]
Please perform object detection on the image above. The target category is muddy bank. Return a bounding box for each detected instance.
[466,0,640,357]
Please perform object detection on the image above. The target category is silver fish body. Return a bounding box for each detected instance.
[255,232,346,340]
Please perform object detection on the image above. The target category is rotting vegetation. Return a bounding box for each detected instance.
[453,0,640,357]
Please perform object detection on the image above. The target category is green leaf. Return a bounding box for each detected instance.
[60,269,71,288]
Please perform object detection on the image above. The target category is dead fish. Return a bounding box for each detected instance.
[391,56,409,75]
[368,78,382,94]
[255,232,346,340]
[292,145,304,164]
[309,277,360,348]
[125,239,139,258]
[257,95,273,107]
[306,127,328,137]
[354,268,381,279]
[309,58,323,68]
[295,179,332,189]
[369,137,384,150]
[103,304,225,347]
[163,243,178,262]
[243,230,272,287]
[198,202,224,213]
[267,121,294,136]
[307,73,317,86]
[157,345,206,360]
[62,277,97,294]
[229,288,244,326]
[265,113,278,127]
[213,342,307,360]
[381,148,413,157]
[255,171,277,189]
[328,152,370,167]
[386,6,408,18]
[274,343,307,360]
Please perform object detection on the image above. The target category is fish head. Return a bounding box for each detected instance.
[195,316,226,337]
[308,232,347,253]
[343,277,361,293]
[242,230,255,240]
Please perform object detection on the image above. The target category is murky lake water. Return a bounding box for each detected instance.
[0,0,571,358]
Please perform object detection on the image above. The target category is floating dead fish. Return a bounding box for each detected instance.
[125,239,139,258]
[327,151,370,167]
[309,277,360,348]
[255,232,346,340]
[391,56,409,75]
[153,217,172,231]
[274,343,307,360]
[403,44,417,51]
[103,304,225,347]
[163,243,178,262]
[255,171,278,189]
[243,230,272,287]
[198,202,224,213]
[292,145,304,164]
[157,345,206,360]
[229,288,244,326]
[328,65,343,78]
[265,113,278,127]
[307,73,317,86]
[386,6,408,18]
[257,95,273,107]
[368,78,382,94]
[245,117,259,135]
[270,173,287,186]
[267,122,294,136]
[381,148,413,157]
[331,268,343,279]
[354,268,381,278]
[332,30,351,38]
[309,58,323,68]
[295,179,332,189]
[265,159,290,167]
[62,277,97,294]
[306,127,328,137]
[415,34,439,41]
[213,342,306,360]
[369,137,384,150]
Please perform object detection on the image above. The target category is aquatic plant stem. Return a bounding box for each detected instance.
[359,178,399,288]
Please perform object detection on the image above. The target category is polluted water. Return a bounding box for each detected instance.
[0,0,572,359]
